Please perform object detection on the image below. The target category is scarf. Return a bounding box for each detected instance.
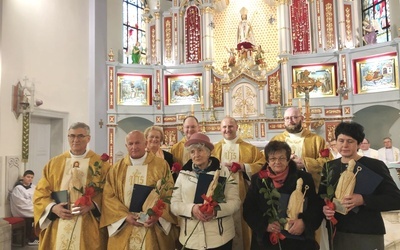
[266,166,289,189]
[192,160,213,177]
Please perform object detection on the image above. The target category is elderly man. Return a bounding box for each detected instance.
[358,138,379,159]
[171,116,200,166]
[212,116,265,250]
[34,122,110,250]
[101,130,177,250]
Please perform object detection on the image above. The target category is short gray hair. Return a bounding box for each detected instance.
[68,122,90,135]
[187,143,211,156]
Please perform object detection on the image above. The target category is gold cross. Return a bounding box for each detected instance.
[292,70,322,128]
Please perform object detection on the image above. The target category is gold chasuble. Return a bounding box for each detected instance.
[101,153,177,250]
[33,150,110,250]
[212,138,266,250]
[171,137,190,166]
[270,130,329,191]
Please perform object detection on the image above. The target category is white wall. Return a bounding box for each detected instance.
[0,0,91,217]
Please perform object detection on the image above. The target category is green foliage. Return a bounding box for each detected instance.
[259,179,287,227]
[320,161,337,200]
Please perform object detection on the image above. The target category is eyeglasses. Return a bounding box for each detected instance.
[68,134,88,140]
[284,116,300,121]
[268,157,287,163]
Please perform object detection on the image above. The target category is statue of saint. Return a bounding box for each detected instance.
[335,159,357,201]
[237,7,255,50]
[285,178,306,230]
[362,16,377,45]
[132,42,142,64]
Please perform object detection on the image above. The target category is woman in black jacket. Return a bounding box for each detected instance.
[243,141,323,250]
[321,122,400,250]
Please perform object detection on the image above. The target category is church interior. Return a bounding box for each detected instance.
[1,0,400,248]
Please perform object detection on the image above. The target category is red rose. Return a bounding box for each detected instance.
[74,186,95,206]
[171,162,182,173]
[231,162,241,173]
[258,170,269,179]
[100,153,110,162]
[151,199,166,218]
[320,148,330,158]
[200,194,218,216]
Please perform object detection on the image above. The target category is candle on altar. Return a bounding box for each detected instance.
[191,104,194,113]
[200,95,204,109]
[288,92,293,100]
[298,99,302,110]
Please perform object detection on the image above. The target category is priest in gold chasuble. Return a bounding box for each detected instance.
[270,107,330,192]
[33,122,110,250]
[100,130,177,250]
[171,116,199,166]
[212,117,266,250]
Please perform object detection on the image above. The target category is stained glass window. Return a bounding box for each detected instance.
[361,0,390,44]
[123,0,146,64]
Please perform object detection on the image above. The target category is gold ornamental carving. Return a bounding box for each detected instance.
[232,84,257,118]
[165,19,172,60]
[324,2,335,50]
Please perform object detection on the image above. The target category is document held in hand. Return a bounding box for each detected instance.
[129,184,153,212]
[51,190,69,209]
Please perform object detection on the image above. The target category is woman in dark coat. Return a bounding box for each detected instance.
[243,141,323,250]
[321,122,400,250]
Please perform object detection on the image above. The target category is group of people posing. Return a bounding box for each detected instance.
[30,107,400,250]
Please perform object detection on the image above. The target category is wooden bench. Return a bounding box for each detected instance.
[3,217,26,247]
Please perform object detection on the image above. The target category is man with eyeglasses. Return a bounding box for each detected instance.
[358,138,379,159]
[171,115,200,166]
[270,107,328,191]
[212,116,266,250]
[34,122,110,249]
[271,107,329,249]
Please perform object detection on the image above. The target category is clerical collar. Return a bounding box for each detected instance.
[130,152,147,165]
[288,131,303,138]
[224,137,239,144]
[70,151,88,158]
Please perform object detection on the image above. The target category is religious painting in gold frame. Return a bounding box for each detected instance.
[165,74,201,105]
[354,53,398,94]
[292,64,337,98]
[117,73,152,105]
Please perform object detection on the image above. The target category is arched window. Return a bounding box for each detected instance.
[361,0,390,44]
[123,0,146,64]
